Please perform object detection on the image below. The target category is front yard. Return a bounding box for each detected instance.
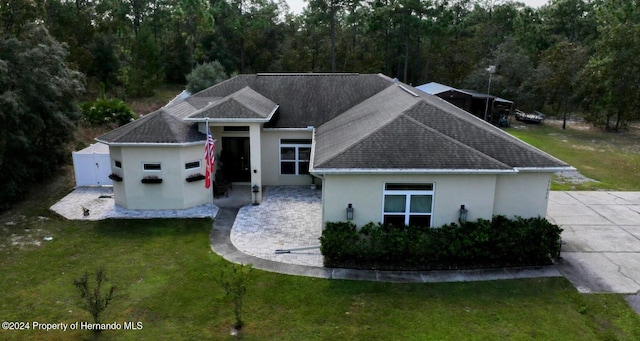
[1,163,640,340]
[2,216,640,340]
[1,119,640,339]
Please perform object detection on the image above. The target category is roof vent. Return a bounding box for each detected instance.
[398,84,419,97]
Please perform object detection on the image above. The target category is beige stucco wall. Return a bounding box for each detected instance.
[108,146,127,208]
[261,130,314,186]
[206,125,316,189]
[320,173,498,228]
[493,172,552,218]
[109,144,209,210]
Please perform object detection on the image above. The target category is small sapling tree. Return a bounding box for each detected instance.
[217,263,253,331]
[73,267,115,334]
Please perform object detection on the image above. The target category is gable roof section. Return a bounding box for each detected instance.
[193,73,393,128]
[96,110,205,145]
[312,83,570,172]
[185,86,278,121]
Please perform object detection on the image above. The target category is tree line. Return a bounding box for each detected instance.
[2,0,639,124]
[0,0,638,208]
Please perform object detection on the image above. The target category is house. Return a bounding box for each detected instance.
[96,73,572,227]
[416,82,514,125]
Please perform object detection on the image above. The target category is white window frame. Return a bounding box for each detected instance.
[382,183,435,227]
[142,162,162,171]
[185,160,201,170]
[279,139,311,175]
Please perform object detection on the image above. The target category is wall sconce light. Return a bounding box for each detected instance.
[459,204,468,223]
[346,203,354,220]
[252,185,260,205]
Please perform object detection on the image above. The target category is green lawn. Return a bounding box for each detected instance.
[0,183,639,340]
[506,121,640,191]
[1,217,639,340]
[1,121,640,340]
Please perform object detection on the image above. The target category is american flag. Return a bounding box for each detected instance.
[204,124,215,189]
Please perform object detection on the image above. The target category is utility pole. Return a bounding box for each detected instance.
[483,65,496,122]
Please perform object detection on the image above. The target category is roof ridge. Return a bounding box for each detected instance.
[400,112,512,169]
[256,72,360,76]
[232,86,276,118]
[161,111,194,138]
[314,112,401,168]
[313,85,417,167]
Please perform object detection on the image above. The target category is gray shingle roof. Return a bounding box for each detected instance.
[96,110,205,144]
[187,86,277,120]
[96,73,571,172]
[194,73,393,127]
[312,82,570,171]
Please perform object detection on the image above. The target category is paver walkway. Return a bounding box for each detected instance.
[230,186,323,267]
[50,186,217,219]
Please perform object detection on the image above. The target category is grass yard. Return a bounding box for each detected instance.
[1,164,640,340]
[507,120,640,191]
[1,116,640,340]
[1,217,640,340]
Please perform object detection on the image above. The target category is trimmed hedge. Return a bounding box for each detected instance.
[319,216,563,270]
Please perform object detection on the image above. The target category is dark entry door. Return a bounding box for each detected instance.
[221,137,251,182]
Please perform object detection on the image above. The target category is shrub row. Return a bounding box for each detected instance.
[319,216,563,270]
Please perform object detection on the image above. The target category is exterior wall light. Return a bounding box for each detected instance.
[346,203,354,220]
[252,185,260,205]
[459,204,468,223]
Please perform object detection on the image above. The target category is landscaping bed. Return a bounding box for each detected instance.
[320,216,563,270]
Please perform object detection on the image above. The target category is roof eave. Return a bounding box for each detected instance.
[515,166,576,173]
[184,104,279,123]
[94,138,206,147]
[184,117,271,123]
[309,168,518,175]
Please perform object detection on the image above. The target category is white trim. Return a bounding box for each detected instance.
[515,166,575,172]
[310,168,517,175]
[185,118,271,123]
[184,160,202,170]
[263,127,315,131]
[309,128,317,174]
[142,162,162,172]
[184,105,278,123]
[279,139,312,175]
[95,139,206,147]
[382,182,435,228]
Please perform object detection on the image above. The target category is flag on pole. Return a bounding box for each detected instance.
[204,122,215,189]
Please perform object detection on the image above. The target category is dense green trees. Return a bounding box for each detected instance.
[11,0,636,125]
[0,24,85,208]
[1,0,639,207]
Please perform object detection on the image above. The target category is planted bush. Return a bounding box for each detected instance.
[81,98,135,127]
[320,216,562,270]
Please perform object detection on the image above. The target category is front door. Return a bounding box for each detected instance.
[221,137,251,182]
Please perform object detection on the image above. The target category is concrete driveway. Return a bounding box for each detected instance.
[547,191,640,294]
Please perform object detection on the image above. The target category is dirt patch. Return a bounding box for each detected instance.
[1,216,54,251]
[555,170,598,185]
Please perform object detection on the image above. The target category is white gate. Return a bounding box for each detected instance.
[72,143,112,186]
